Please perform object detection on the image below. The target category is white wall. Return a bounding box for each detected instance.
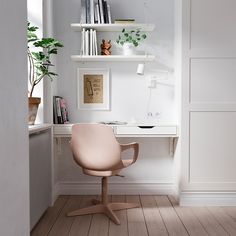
[52,0,176,194]
[54,0,175,124]
[0,0,29,235]
[180,0,236,205]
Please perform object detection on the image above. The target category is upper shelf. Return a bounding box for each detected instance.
[71,23,155,32]
[71,55,156,62]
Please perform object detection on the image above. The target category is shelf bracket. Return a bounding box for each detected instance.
[169,137,178,157]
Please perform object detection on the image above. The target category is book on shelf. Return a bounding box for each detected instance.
[53,96,69,124]
[53,96,58,124]
[81,0,112,24]
[98,0,104,24]
[114,19,135,24]
[81,29,98,56]
[102,0,108,24]
[80,0,86,23]
[90,28,93,55]
[93,30,98,55]
[60,98,69,124]
[90,0,95,24]
[86,0,90,23]
[85,30,89,55]
[94,4,99,23]
[81,28,85,55]
[54,96,63,124]
[107,4,111,23]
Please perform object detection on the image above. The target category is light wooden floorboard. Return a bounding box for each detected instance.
[108,195,128,236]
[126,195,149,236]
[154,196,189,236]
[48,196,83,236]
[168,195,208,236]
[31,195,236,236]
[87,195,110,236]
[191,206,228,236]
[140,195,168,236]
[222,207,236,221]
[68,196,95,236]
[207,206,236,235]
[31,195,69,236]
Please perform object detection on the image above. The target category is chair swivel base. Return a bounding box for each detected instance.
[67,202,139,225]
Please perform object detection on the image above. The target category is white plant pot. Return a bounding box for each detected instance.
[122,43,136,55]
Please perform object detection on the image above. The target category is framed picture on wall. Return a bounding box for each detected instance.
[77,68,110,110]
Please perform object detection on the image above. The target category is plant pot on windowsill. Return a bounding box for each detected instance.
[28,97,41,125]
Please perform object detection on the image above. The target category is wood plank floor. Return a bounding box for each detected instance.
[31,195,236,236]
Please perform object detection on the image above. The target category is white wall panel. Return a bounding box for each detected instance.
[190,0,236,49]
[190,112,236,183]
[30,130,51,230]
[190,59,236,103]
[0,0,29,235]
[181,0,236,204]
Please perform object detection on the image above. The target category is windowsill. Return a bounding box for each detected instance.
[29,123,52,135]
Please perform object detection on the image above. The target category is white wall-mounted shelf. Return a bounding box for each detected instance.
[71,55,155,62]
[71,23,155,32]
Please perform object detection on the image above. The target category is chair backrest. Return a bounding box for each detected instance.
[70,123,123,171]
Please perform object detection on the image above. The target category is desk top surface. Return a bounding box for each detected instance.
[53,123,179,138]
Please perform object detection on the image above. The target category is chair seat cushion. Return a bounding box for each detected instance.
[83,159,134,177]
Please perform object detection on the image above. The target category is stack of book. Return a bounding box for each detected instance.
[81,28,98,55]
[53,96,69,124]
[81,0,112,24]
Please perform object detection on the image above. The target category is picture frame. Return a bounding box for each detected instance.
[77,68,110,110]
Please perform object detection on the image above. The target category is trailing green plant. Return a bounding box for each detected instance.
[27,22,63,97]
[116,28,147,47]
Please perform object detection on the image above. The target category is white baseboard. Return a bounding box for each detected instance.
[180,192,236,206]
[53,181,174,198]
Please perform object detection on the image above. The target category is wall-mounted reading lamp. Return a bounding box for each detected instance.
[137,63,170,88]
[137,63,145,76]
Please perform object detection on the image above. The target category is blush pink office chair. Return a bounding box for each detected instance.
[67,123,139,225]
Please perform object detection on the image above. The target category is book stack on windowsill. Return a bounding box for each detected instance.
[53,96,69,124]
[81,0,112,24]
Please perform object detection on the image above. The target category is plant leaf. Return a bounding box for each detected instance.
[142,34,147,39]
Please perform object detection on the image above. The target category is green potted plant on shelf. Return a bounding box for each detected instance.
[116,28,147,55]
[27,22,63,125]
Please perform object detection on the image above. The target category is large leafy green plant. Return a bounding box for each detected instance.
[27,22,63,97]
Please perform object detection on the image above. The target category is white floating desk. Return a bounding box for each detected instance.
[53,123,179,156]
[54,123,178,137]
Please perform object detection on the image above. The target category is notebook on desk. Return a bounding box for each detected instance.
[99,121,128,125]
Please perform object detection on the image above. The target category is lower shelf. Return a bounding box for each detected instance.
[71,55,155,62]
